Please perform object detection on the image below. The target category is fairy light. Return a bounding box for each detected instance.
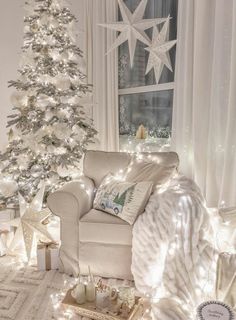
[0,0,97,207]
[199,266,205,277]
[3,144,234,318]
[172,217,178,224]
[168,242,176,256]
[63,308,73,319]
[176,221,182,233]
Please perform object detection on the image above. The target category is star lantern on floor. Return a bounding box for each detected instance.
[6,183,54,261]
[99,0,166,67]
[145,16,177,84]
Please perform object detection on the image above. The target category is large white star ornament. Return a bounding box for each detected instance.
[6,183,54,261]
[99,0,166,67]
[145,16,177,84]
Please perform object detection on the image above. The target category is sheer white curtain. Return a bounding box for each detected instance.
[172,0,236,209]
[85,0,119,151]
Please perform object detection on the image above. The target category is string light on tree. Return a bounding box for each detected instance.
[0,0,97,208]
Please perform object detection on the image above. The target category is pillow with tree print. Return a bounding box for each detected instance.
[93,174,153,225]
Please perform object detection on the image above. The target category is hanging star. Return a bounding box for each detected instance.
[145,16,177,84]
[6,183,54,261]
[99,0,166,67]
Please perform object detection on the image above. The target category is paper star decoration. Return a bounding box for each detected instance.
[99,0,166,67]
[145,16,177,84]
[6,183,54,260]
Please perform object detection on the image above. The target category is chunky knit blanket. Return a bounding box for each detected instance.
[132,175,219,319]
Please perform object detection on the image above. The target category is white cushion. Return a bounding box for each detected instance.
[79,209,132,245]
[93,175,153,225]
[125,156,177,188]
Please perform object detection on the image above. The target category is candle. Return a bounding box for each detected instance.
[86,281,96,302]
[86,266,96,302]
[72,282,86,304]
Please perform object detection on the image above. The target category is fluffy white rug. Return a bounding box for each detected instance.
[0,256,132,320]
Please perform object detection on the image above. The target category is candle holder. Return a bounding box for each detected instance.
[118,287,135,310]
[63,287,145,320]
[71,274,86,305]
[96,290,110,309]
[96,279,110,309]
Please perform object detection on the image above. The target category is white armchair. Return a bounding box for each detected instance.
[47,150,179,279]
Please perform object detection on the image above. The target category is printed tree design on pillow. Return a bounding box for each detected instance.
[113,185,136,208]
[114,191,126,207]
[0,0,97,207]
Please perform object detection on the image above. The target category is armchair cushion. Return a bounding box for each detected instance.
[125,156,177,188]
[80,209,132,245]
[84,150,179,188]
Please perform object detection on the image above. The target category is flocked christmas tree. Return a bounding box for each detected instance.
[0,0,97,207]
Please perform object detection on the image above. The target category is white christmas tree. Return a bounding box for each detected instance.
[0,0,97,207]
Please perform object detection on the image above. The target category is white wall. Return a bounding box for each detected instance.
[0,0,85,150]
[0,1,24,149]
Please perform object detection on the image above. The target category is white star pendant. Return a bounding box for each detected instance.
[99,0,166,67]
[6,183,54,261]
[145,16,177,84]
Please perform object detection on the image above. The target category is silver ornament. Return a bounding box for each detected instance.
[31,165,43,178]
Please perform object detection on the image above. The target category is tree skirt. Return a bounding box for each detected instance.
[0,256,132,320]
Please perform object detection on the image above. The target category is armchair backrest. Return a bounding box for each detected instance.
[83,150,179,188]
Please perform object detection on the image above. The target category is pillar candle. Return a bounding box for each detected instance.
[86,281,96,302]
[86,265,96,302]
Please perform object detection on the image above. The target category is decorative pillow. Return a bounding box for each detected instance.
[93,174,153,225]
[125,156,177,188]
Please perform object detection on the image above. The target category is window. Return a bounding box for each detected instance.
[118,0,178,151]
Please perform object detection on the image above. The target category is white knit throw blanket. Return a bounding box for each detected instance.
[132,176,218,320]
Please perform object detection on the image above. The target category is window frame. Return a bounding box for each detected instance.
[117,0,178,150]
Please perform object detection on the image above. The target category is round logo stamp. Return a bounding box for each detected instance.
[197,301,235,320]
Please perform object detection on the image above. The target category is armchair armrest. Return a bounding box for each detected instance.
[47,176,95,222]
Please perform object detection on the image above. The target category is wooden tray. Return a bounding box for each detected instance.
[62,289,145,320]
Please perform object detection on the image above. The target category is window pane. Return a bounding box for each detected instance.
[119,90,173,137]
[118,0,178,89]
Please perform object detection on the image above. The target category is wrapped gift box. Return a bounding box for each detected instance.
[37,241,60,271]
[0,208,15,232]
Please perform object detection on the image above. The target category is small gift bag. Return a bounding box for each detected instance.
[37,241,59,271]
[0,230,14,256]
[0,208,15,232]
[0,230,9,256]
